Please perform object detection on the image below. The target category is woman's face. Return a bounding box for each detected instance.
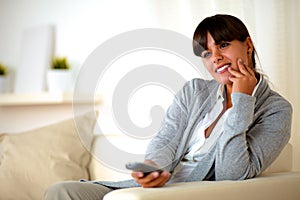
[201,32,253,85]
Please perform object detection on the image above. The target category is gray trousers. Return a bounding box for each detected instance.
[44,181,113,200]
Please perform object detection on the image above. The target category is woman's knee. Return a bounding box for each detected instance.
[44,181,112,200]
[44,181,82,200]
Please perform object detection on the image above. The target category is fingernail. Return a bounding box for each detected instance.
[153,172,159,177]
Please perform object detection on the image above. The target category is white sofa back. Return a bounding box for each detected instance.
[89,134,150,181]
[89,135,293,181]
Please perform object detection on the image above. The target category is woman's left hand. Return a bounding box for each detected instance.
[131,170,171,188]
[228,58,257,95]
[131,160,171,188]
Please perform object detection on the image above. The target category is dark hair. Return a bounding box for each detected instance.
[193,14,256,68]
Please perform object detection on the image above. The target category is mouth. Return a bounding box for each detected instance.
[215,64,231,73]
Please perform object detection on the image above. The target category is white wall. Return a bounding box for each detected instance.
[0,0,299,171]
[0,0,202,70]
[0,0,256,71]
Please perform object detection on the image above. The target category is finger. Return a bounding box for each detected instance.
[142,171,170,188]
[238,58,256,78]
[246,64,256,77]
[155,171,170,187]
[228,67,243,78]
[137,171,160,185]
[237,59,251,76]
[150,171,169,187]
[228,75,236,82]
[131,171,144,179]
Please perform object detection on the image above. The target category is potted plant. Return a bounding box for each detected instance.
[47,57,72,92]
[52,57,70,70]
[0,63,8,93]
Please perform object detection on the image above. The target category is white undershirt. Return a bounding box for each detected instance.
[168,85,226,183]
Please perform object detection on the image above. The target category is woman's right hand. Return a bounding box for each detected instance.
[131,160,171,188]
[228,58,257,95]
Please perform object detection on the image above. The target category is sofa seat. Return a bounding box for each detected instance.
[103,172,300,200]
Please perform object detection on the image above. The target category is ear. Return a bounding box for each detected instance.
[244,37,254,68]
[246,37,254,54]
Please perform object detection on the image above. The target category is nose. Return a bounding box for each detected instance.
[212,50,222,64]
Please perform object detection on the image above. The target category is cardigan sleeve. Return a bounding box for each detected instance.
[215,92,293,180]
[144,99,186,171]
[144,88,188,171]
[144,79,203,171]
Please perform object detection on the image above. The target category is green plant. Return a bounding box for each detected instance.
[0,63,7,76]
[51,57,70,70]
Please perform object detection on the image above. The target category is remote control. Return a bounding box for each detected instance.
[126,162,163,175]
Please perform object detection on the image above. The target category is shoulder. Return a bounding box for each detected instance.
[256,77,292,114]
[262,90,293,120]
[174,78,219,109]
[179,78,218,98]
[255,78,293,126]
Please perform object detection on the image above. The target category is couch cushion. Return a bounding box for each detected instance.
[89,134,150,181]
[103,172,300,200]
[89,135,292,180]
[262,143,293,174]
[0,111,97,200]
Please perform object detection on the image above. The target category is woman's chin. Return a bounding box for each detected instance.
[216,77,232,85]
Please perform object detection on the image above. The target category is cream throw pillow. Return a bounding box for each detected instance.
[0,111,97,200]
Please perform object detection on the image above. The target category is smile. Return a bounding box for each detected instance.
[216,64,230,73]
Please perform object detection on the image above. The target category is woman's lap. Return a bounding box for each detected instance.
[44,181,113,200]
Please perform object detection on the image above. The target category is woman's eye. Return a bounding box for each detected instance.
[201,51,211,58]
[220,42,230,49]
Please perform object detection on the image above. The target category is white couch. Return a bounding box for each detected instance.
[91,137,300,200]
[0,112,299,200]
[102,144,300,200]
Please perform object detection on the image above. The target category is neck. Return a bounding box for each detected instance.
[225,84,233,109]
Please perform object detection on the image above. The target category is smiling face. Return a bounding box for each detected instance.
[193,15,257,86]
[201,32,253,85]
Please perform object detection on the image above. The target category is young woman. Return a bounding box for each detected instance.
[45,14,292,199]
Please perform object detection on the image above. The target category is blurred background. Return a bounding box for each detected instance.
[0,0,299,171]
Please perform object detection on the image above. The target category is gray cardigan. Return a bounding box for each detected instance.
[95,76,292,188]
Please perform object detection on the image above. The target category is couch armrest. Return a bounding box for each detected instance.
[103,172,300,200]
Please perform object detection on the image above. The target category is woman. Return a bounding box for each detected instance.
[45,14,292,199]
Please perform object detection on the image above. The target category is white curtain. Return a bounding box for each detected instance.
[252,0,300,172]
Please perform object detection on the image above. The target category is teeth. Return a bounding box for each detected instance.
[216,65,229,73]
